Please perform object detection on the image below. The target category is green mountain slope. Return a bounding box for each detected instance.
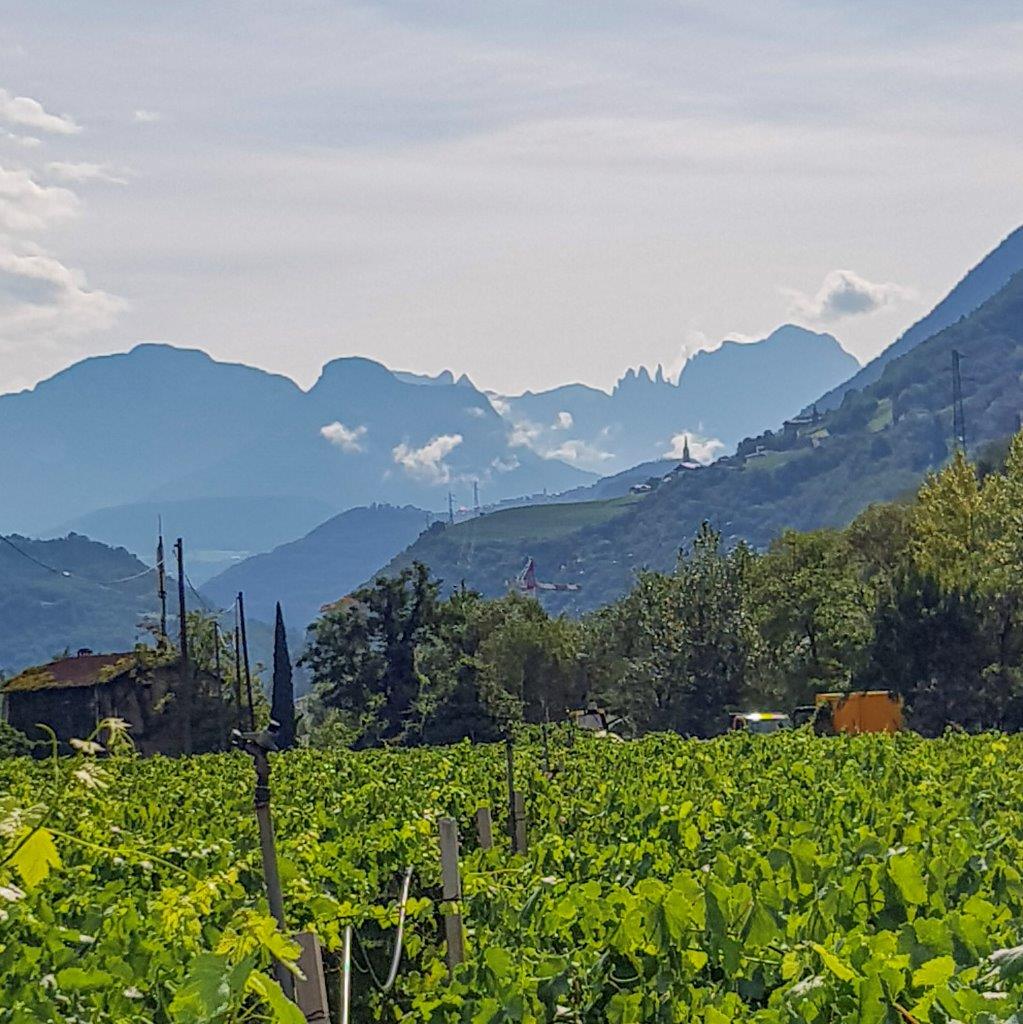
[202,504,440,630]
[386,270,1023,611]
[0,534,158,675]
[48,495,337,584]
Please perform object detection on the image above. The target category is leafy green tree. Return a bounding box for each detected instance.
[300,563,441,747]
[859,439,1023,732]
[752,529,873,705]
[410,589,505,745]
[594,523,759,736]
[860,570,1020,734]
[472,594,585,728]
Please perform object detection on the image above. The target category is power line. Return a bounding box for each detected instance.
[0,533,158,588]
[107,563,160,584]
[0,534,71,576]
[184,572,232,616]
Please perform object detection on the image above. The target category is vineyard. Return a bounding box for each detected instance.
[4,730,1023,1023]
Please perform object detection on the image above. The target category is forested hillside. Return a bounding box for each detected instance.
[202,504,438,630]
[384,271,1023,609]
[0,534,157,675]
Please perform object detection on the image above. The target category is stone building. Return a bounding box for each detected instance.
[1,648,229,756]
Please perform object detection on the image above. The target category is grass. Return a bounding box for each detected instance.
[439,496,641,543]
[743,449,811,473]
[868,398,894,433]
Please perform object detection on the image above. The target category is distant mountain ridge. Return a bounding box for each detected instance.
[1,324,864,544]
[493,325,859,473]
[48,496,338,584]
[0,345,593,536]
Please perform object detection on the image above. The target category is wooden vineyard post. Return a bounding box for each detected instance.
[541,703,551,776]
[439,817,465,974]
[513,791,528,855]
[475,806,493,850]
[504,733,517,848]
[293,931,330,1022]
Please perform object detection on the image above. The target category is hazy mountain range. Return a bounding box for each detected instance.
[1,322,861,573]
[495,325,858,472]
[387,261,1023,610]
[202,504,438,630]
[0,346,590,538]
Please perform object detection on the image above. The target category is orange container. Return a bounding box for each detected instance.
[815,690,902,734]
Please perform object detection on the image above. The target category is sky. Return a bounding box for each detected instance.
[1,1,1022,396]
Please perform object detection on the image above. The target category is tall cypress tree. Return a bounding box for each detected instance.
[271,602,296,749]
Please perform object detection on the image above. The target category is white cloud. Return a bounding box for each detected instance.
[490,455,519,473]
[0,88,80,135]
[392,433,463,483]
[0,165,78,232]
[664,432,724,463]
[466,405,486,418]
[785,269,914,323]
[545,439,613,465]
[133,109,161,123]
[487,394,511,417]
[508,419,542,449]
[320,420,367,453]
[1,131,41,148]
[45,161,128,185]
[0,242,126,345]
[506,414,613,469]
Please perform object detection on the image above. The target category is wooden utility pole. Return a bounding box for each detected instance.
[156,524,167,640]
[238,591,255,729]
[952,349,967,453]
[212,620,222,695]
[174,538,192,755]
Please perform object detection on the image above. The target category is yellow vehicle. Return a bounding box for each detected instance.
[796,690,903,734]
[729,711,793,735]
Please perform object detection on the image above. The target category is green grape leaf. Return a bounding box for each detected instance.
[810,942,856,981]
[11,827,60,888]
[889,851,927,906]
[912,955,955,989]
[746,902,780,947]
[169,954,239,1023]
[56,966,115,992]
[245,970,305,1024]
